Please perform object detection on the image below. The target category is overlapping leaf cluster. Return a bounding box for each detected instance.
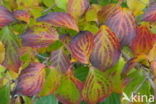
[0,0,156,104]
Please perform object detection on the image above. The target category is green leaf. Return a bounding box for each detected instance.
[39,68,61,96]
[82,68,112,104]
[42,0,55,7]
[74,65,89,81]
[100,93,121,104]
[55,0,68,10]
[35,94,58,104]
[55,75,81,104]
[0,26,21,72]
[0,85,10,104]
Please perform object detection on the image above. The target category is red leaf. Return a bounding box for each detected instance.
[13,10,31,23]
[37,12,79,31]
[13,63,45,96]
[21,28,58,48]
[50,47,71,72]
[142,2,156,22]
[0,6,15,28]
[67,0,89,19]
[69,31,94,64]
[131,24,156,55]
[105,7,136,46]
[90,26,120,70]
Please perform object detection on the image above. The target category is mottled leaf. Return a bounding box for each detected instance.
[55,71,81,104]
[13,10,31,23]
[82,68,112,104]
[0,42,5,64]
[21,27,58,48]
[39,68,62,96]
[131,24,156,55]
[69,31,94,64]
[0,27,21,72]
[105,7,136,46]
[67,0,89,19]
[37,12,79,31]
[127,0,149,16]
[0,6,15,28]
[142,2,156,22]
[13,63,45,96]
[50,47,71,72]
[90,26,120,71]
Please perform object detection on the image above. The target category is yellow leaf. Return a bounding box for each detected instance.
[127,0,149,16]
[0,42,5,64]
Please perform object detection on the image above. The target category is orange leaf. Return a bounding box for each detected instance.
[131,24,156,55]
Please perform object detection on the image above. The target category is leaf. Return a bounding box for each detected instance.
[21,27,58,48]
[0,42,5,64]
[39,68,62,96]
[37,12,79,31]
[131,23,156,55]
[13,63,45,96]
[13,10,31,23]
[85,4,102,22]
[55,0,68,10]
[105,7,136,46]
[142,2,156,22]
[50,47,71,72]
[148,43,156,62]
[35,94,58,104]
[90,25,120,71]
[67,0,89,19]
[0,85,10,104]
[69,31,94,64]
[55,73,81,104]
[127,0,149,16]
[0,27,21,72]
[97,4,119,24]
[82,68,112,104]
[42,0,55,7]
[100,93,121,104]
[0,6,15,28]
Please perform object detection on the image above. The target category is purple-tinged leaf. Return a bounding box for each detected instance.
[50,47,71,72]
[0,6,15,28]
[13,10,31,23]
[13,63,45,96]
[106,7,136,46]
[37,12,79,31]
[69,31,94,64]
[90,26,120,71]
[142,2,156,22]
[21,28,58,48]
